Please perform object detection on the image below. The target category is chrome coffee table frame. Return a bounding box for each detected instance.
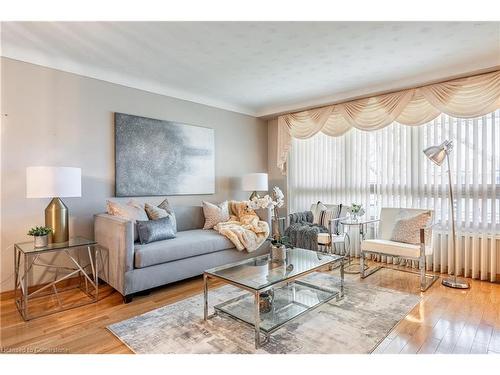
[203,250,344,349]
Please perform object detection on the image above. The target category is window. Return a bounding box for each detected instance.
[288,110,500,233]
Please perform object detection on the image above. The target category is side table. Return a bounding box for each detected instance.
[340,218,379,274]
[14,236,101,320]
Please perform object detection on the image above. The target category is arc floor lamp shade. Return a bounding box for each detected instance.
[242,173,268,200]
[26,167,82,243]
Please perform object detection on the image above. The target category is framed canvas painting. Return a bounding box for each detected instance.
[115,113,215,196]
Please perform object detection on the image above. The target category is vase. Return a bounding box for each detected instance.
[270,244,286,262]
[271,217,281,240]
[259,290,274,313]
[34,234,48,248]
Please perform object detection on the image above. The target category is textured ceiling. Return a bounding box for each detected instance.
[1,21,499,116]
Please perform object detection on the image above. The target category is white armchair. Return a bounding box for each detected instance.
[360,207,439,292]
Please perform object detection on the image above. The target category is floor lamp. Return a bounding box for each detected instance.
[423,140,470,289]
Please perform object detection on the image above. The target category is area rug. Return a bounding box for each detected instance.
[107,270,420,354]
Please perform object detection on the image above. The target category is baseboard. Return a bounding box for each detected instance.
[0,276,82,301]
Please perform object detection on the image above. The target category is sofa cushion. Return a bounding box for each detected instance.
[134,229,235,268]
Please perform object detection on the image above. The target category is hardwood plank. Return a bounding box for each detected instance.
[417,337,442,354]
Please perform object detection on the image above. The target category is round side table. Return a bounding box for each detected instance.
[340,217,379,274]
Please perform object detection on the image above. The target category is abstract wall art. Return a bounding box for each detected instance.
[115,113,215,196]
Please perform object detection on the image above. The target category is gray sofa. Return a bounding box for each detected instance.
[94,205,271,302]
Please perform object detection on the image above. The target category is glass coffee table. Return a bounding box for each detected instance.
[203,248,344,348]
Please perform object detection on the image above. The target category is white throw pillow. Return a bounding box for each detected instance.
[320,205,341,233]
[106,200,149,241]
[391,212,431,245]
[310,201,327,224]
[202,201,230,229]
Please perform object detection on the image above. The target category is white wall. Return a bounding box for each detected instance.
[0,57,268,292]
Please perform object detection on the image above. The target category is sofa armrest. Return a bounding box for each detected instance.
[94,213,134,296]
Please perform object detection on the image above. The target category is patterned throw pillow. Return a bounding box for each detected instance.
[106,200,149,241]
[144,200,177,234]
[310,201,327,224]
[157,198,177,233]
[319,205,342,234]
[202,200,230,229]
[390,212,431,245]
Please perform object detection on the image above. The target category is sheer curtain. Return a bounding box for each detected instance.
[288,110,500,281]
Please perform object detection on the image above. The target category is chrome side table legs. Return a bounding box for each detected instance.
[14,243,100,320]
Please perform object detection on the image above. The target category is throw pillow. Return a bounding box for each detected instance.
[391,212,431,245]
[310,201,327,225]
[319,204,342,234]
[136,216,176,244]
[145,203,168,220]
[202,200,230,229]
[106,200,149,241]
[158,198,177,234]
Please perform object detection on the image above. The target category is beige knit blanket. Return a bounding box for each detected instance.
[214,201,269,252]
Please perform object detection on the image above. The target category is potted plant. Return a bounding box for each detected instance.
[28,226,52,248]
[349,203,365,221]
[268,235,293,261]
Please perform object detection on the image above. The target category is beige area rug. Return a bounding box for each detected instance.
[107,270,420,354]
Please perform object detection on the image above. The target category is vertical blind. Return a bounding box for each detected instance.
[288,110,500,280]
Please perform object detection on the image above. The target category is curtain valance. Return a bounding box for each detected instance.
[277,70,500,173]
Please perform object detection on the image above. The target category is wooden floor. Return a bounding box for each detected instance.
[1,262,499,354]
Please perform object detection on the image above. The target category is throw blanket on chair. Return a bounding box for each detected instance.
[214,201,269,252]
[285,211,328,250]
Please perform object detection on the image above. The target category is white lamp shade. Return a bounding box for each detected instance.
[26,166,82,198]
[242,173,268,192]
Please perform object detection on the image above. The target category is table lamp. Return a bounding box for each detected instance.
[423,140,469,289]
[242,173,268,201]
[26,166,82,243]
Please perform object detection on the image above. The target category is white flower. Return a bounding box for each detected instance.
[249,186,285,212]
[273,186,284,200]
[249,195,273,209]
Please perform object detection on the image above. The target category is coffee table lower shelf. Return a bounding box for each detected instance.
[212,279,343,348]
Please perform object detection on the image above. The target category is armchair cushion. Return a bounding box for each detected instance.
[317,233,330,245]
[361,239,431,258]
[317,232,346,245]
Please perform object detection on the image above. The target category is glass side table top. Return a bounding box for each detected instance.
[205,247,342,291]
[15,236,97,254]
[340,217,379,226]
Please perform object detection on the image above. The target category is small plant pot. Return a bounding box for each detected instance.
[270,245,287,262]
[34,234,49,248]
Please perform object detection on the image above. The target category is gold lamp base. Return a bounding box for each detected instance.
[45,197,69,243]
[249,191,260,201]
